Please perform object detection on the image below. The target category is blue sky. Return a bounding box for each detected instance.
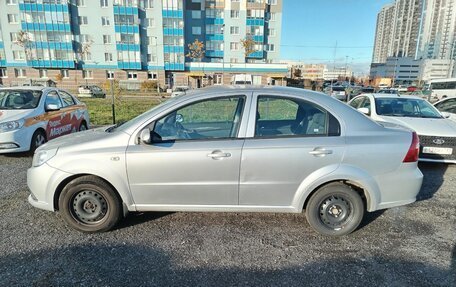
[280,0,393,75]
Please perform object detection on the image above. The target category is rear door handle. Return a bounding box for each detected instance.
[207,150,232,160]
[309,149,333,156]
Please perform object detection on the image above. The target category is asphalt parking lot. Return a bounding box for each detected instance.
[0,154,454,287]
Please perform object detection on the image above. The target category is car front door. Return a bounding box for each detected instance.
[239,94,346,207]
[126,95,248,206]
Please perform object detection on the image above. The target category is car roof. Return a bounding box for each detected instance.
[0,86,61,92]
[369,93,422,100]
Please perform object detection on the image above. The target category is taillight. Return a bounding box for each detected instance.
[403,132,420,163]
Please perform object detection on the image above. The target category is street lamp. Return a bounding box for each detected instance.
[152,36,160,95]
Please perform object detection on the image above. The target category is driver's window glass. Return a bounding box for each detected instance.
[349,97,363,108]
[153,96,245,141]
[359,98,371,111]
[45,91,62,109]
[436,99,456,113]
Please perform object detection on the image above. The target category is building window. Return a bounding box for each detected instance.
[39,69,48,79]
[127,71,138,80]
[103,35,112,44]
[78,16,88,25]
[100,0,108,7]
[0,69,8,78]
[13,51,25,60]
[143,0,154,8]
[268,12,276,21]
[230,26,240,35]
[83,70,93,79]
[147,71,157,80]
[80,34,92,43]
[82,52,92,61]
[230,58,239,63]
[104,53,113,62]
[106,70,115,79]
[77,0,86,6]
[102,17,111,26]
[14,69,26,78]
[268,0,277,5]
[268,28,276,37]
[192,26,202,35]
[10,32,19,42]
[7,14,18,24]
[230,42,239,50]
[230,10,240,19]
[61,69,69,78]
[148,36,157,45]
[6,0,18,5]
[214,74,222,85]
[144,18,155,28]
[264,44,275,52]
[192,11,201,19]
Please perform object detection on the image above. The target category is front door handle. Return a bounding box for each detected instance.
[309,148,333,157]
[207,150,232,160]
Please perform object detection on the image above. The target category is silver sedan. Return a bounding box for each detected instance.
[28,86,423,236]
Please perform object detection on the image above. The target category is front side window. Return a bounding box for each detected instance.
[59,91,75,107]
[349,97,364,109]
[153,96,245,141]
[255,96,340,137]
[435,99,456,114]
[45,91,63,109]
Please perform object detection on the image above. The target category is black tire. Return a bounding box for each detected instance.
[79,121,88,131]
[58,175,122,233]
[305,182,364,236]
[30,129,47,153]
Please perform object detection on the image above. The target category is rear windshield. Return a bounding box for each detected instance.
[375,98,442,119]
[331,87,346,91]
[0,90,42,110]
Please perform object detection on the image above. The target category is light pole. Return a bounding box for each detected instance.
[153,36,160,95]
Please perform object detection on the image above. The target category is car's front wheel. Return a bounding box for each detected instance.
[305,182,364,236]
[59,176,122,233]
[30,129,47,153]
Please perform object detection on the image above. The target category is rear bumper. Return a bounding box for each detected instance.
[373,164,423,211]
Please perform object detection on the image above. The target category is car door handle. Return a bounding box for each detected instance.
[309,149,333,156]
[207,150,231,160]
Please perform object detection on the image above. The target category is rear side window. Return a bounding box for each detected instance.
[349,97,363,109]
[45,91,62,109]
[255,96,340,138]
[59,91,76,107]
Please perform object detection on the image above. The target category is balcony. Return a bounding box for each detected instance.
[247,1,267,10]
[205,1,224,9]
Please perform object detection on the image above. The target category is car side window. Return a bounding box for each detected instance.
[45,91,63,109]
[436,99,456,113]
[255,96,340,138]
[153,96,245,142]
[59,91,76,107]
[359,97,371,111]
[349,97,363,109]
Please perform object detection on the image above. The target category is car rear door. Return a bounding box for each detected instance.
[239,93,346,207]
[126,94,250,206]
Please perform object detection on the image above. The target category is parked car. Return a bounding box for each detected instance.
[171,86,190,97]
[407,86,418,92]
[348,93,456,163]
[434,97,456,122]
[78,85,106,98]
[377,89,399,94]
[348,87,375,101]
[28,86,423,236]
[324,86,347,101]
[0,87,90,153]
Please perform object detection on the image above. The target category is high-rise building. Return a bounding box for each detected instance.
[416,0,456,60]
[372,3,395,63]
[390,0,423,58]
[0,0,286,88]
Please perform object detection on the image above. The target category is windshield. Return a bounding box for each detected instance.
[375,97,443,118]
[0,90,42,110]
[174,88,187,92]
[331,87,345,91]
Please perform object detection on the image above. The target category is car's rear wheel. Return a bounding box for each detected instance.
[79,121,88,131]
[59,176,122,233]
[305,182,364,236]
[30,129,47,153]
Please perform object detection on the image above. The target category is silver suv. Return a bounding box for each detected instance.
[28,86,423,236]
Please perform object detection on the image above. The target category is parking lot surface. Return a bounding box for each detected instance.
[0,154,455,286]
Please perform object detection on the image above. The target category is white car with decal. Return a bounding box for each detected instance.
[0,87,90,153]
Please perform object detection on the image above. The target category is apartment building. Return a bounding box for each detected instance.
[372,3,395,63]
[0,0,286,88]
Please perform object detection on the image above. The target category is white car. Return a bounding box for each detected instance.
[349,93,456,163]
[170,86,190,97]
[0,87,90,153]
[434,97,456,122]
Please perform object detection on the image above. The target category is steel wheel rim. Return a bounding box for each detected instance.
[70,190,108,225]
[35,134,46,147]
[318,195,353,230]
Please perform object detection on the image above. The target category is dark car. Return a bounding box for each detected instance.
[78,85,106,98]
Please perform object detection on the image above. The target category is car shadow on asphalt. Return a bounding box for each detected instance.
[357,210,385,231]
[0,243,454,286]
[116,212,174,230]
[417,162,448,201]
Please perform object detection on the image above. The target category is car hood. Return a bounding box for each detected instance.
[377,116,456,137]
[38,126,113,151]
[0,109,35,123]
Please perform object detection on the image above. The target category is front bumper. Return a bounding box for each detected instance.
[27,162,73,212]
[0,126,35,154]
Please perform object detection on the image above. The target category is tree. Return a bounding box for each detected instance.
[14,30,33,60]
[76,39,94,64]
[240,36,256,60]
[186,39,205,61]
[293,68,302,79]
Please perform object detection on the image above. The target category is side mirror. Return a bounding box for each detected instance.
[441,112,451,119]
[139,128,151,144]
[357,107,370,115]
[45,104,60,112]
